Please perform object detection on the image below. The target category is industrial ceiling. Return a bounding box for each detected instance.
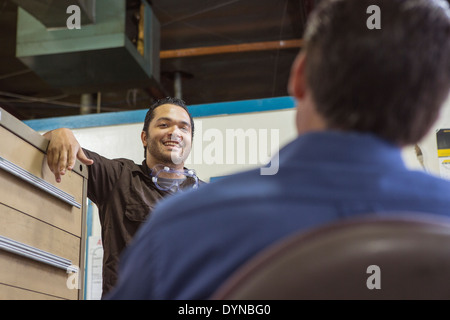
[0,0,315,121]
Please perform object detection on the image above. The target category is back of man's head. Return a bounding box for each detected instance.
[304,0,450,146]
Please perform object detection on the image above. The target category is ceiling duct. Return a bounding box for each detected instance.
[10,0,95,29]
[15,0,160,94]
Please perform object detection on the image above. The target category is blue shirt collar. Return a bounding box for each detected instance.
[280,131,407,170]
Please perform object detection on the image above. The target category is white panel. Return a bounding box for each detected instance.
[69,108,298,182]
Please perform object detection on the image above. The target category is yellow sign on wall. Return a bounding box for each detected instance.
[437,129,450,179]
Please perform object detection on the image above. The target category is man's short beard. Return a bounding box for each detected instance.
[147,141,187,166]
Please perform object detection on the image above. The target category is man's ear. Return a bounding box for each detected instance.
[288,52,307,99]
[141,131,148,147]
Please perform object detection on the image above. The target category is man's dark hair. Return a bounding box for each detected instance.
[142,97,195,158]
[303,0,450,145]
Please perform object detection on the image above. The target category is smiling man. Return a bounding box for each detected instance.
[44,97,201,297]
[143,102,192,169]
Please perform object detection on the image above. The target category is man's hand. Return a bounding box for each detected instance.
[43,128,94,182]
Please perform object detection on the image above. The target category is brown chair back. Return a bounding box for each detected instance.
[212,213,450,300]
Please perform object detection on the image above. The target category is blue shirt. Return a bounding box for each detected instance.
[107,131,450,300]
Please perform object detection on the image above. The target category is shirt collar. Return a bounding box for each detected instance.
[280,131,407,170]
[140,159,152,176]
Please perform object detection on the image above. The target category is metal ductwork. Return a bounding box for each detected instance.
[10,0,95,29]
[15,0,160,94]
